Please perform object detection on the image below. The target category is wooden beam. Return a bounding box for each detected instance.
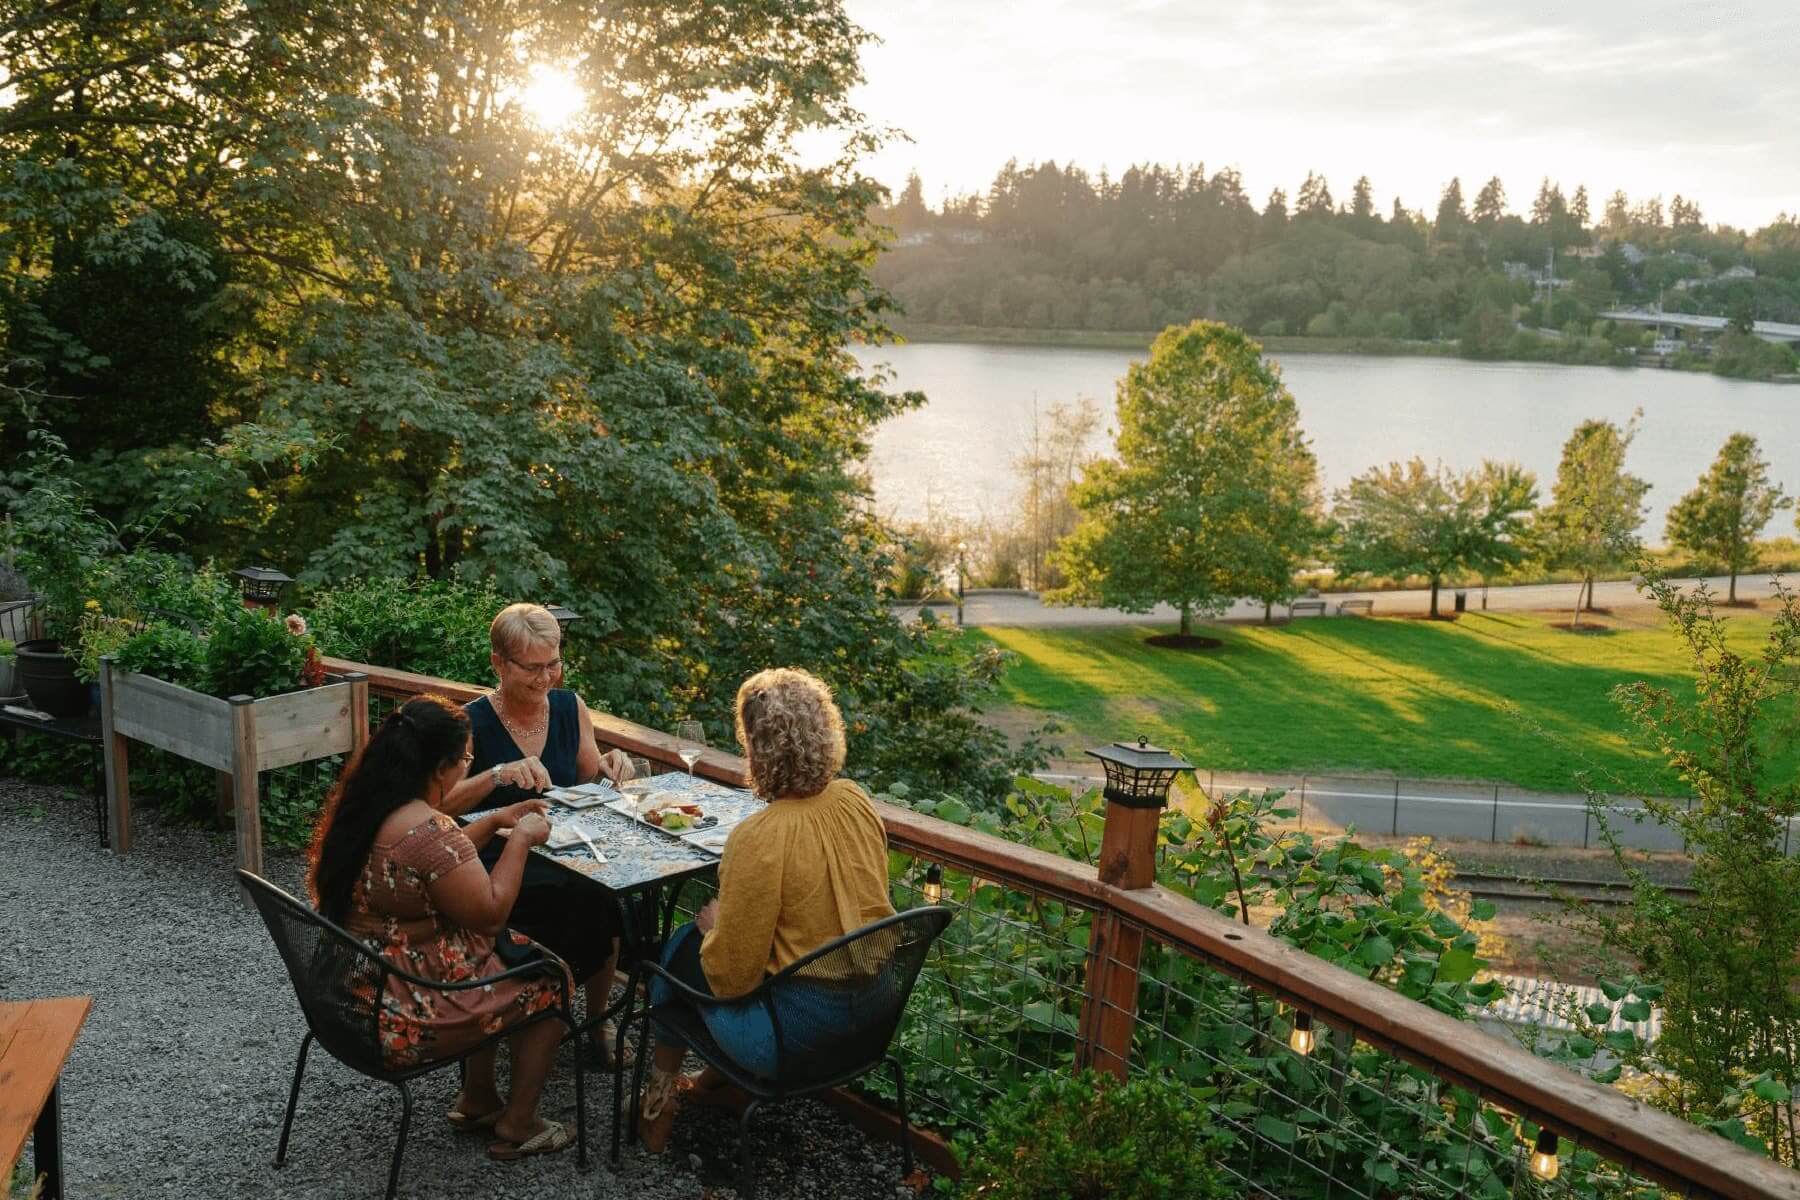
[229,695,262,879]
[99,659,132,855]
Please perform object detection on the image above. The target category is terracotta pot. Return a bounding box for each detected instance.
[16,639,89,717]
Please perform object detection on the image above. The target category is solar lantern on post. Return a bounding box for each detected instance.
[1075,736,1192,1078]
[232,566,293,615]
[543,604,580,633]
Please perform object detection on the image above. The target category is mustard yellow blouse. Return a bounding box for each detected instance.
[699,778,896,997]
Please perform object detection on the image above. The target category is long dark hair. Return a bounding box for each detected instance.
[307,694,470,924]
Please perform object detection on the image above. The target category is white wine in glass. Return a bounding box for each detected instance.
[675,720,705,784]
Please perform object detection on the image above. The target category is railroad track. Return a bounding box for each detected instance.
[1455,871,1696,907]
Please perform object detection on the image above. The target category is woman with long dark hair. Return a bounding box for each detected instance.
[308,694,577,1161]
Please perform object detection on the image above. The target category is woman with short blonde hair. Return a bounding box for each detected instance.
[439,602,637,1070]
[636,667,895,1150]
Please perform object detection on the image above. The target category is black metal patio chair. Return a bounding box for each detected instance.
[625,905,953,1199]
[238,870,588,1200]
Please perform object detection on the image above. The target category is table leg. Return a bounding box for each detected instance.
[35,1079,65,1200]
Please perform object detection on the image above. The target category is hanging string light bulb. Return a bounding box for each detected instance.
[923,863,944,905]
[1530,1127,1560,1180]
[1289,1011,1315,1056]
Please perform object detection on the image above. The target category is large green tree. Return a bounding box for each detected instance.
[1537,417,1650,623]
[1048,321,1320,636]
[0,0,1037,800]
[1333,458,1536,618]
[1666,433,1789,604]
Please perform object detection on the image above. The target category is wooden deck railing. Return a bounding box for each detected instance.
[325,656,1800,1200]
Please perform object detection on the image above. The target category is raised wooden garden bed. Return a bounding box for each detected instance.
[98,658,369,875]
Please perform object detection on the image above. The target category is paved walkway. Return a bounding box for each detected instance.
[902,573,1790,628]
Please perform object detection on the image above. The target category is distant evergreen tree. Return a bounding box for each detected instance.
[1570,185,1591,228]
[1264,187,1289,224]
[1349,175,1375,220]
[1604,190,1631,232]
[1472,177,1507,225]
[1296,171,1333,218]
[1434,177,1468,234]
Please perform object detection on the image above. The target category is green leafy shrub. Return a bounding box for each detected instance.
[71,613,132,682]
[305,576,508,684]
[114,624,209,691]
[955,1071,1234,1200]
[204,608,309,698]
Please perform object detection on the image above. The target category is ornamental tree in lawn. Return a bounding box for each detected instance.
[1537,416,1650,625]
[1333,458,1537,618]
[1048,321,1321,637]
[1667,433,1789,604]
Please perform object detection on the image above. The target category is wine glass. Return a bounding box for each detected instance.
[674,719,705,786]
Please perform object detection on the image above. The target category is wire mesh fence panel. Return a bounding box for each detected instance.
[880,843,1678,1199]
[884,855,1091,1133]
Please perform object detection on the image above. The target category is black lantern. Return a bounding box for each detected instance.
[232,565,293,609]
[922,863,944,905]
[1085,736,1192,809]
[544,603,580,632]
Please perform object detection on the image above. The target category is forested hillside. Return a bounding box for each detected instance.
[872,163,1800,377]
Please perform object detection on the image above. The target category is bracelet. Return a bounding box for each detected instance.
[491,764,504,785]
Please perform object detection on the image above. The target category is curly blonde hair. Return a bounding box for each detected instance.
[734,668,846,800]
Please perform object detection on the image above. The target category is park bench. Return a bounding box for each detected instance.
[0,995,92,1200]
[1289,599,1327,618]
[1337,599,1374,616]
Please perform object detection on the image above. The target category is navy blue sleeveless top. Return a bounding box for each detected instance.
[466,689,581,806]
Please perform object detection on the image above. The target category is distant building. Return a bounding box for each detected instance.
[894,231,933,247]
[1718,264,1757,281]
[1502,261,1534,281]
[1652,336,1684,356]
[1566,244,1605,259]
[1618,243,1647,266]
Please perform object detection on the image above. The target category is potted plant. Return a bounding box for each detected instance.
[1,434,121,716]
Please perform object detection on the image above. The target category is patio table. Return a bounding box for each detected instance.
[464,771,764,1161]
[0,995,93,1200]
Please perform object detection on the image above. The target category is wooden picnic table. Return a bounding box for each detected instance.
[0,996,93,1200]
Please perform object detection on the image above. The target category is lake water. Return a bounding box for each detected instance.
[856,341,1800,544]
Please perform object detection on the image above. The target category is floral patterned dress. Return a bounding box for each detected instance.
[345,812,566,1068]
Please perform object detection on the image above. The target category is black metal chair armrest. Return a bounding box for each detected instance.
[637,958,770,1010]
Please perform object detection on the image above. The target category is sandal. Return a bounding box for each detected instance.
[488,1119,575,1161]
[446,1101,504,1133]
[638,1068,681,1154]
[588,1020,636,1073]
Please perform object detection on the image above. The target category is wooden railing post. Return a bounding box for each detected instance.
[1075,795,1162,1079]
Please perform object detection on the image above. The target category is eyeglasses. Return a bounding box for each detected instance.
[504,656,562,679]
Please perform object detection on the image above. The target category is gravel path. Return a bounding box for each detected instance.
[0,779,915,1200]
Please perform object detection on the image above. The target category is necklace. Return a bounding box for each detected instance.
[493,691,548,743]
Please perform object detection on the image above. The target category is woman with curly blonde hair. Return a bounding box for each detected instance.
[636,668,895,1151]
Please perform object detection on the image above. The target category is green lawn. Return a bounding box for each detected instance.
[977,611,1785,795]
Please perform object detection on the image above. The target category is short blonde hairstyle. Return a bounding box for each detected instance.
[489,603,561,660]
[735,668,846,800]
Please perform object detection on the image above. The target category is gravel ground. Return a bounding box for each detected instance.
[0,779,915,1200]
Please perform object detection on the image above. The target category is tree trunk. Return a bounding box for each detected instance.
[1428,577,1440,619]
[1263,601,1273,625]
[1729,570,1738,605]
[1582,573,1594,612]
[1180,604,1192,638]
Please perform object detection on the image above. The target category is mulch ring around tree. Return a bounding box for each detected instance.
[1546,621,1618,635]
[1145,633,1224,651]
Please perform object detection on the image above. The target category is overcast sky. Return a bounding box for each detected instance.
[842,0,1800,230]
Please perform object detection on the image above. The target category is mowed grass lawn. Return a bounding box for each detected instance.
[976,610,1790,795]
